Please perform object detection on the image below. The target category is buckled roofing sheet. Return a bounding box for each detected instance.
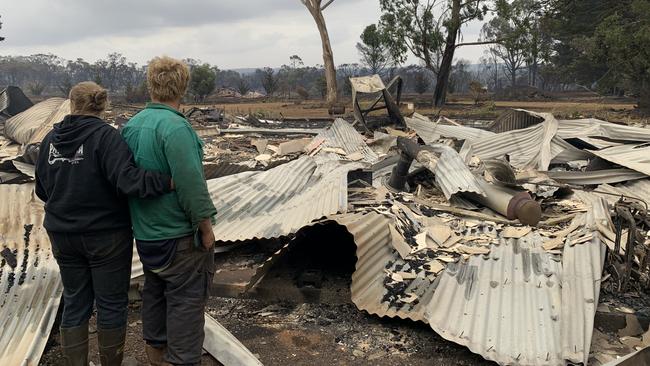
[0,184,63,366]
[208,156,363,242]
[557,118,650,143]
[312,118,379,164]
[29,99,71,145]
[4,98,67,145]
[459,113,590,170]
[424,230,605,366]
[333,194,608,365]
[590,143,650,176]
[488,109,544,133]
[594,179,650,206]
[0,86,33,118]
[336,212,435,322]
[427,144,486,199]
[425,235,564,365]
[406,113,495,143]
[545,169,647,185]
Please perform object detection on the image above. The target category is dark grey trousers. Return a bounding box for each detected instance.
[48,228,133,329]
[141,235,214,366]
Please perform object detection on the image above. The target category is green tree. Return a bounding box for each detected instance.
[0,15,5,42]
[543,0,614,89]
[482,0,540,92]
[379,0,490,107]
[189,64,217,102]
[257,67,278,97]
[356,24,391,75]
[290,55,304,68]
[588,0,650,107]
[237,77,251,96]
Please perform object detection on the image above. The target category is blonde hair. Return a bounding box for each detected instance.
[146,56,190,102]
[69,81,108,115]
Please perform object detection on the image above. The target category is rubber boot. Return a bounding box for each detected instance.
[60,323,89,366]
[145,344,166,366]
[97,326,126,366]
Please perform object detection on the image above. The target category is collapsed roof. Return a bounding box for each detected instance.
[1,106,650,365]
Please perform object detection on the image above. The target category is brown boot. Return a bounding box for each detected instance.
[97,326,126,366]
[60,323,89,366]
[145,344,166,366]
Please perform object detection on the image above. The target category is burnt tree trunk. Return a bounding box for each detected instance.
[433,0,461,107]
[303,0,338,106]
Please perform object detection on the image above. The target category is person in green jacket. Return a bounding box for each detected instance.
[122,56,217,366]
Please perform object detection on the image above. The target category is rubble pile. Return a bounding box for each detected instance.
[1,85,650,365]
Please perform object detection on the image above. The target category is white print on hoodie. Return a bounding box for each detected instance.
[48,143,84,165]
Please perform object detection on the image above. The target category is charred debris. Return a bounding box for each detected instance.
[1,81,650,365]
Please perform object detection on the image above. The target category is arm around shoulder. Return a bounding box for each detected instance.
[100,128,173,198]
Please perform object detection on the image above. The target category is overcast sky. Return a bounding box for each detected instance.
[0,0,489,69]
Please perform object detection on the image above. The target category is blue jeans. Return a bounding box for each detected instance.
[48,228,133,329]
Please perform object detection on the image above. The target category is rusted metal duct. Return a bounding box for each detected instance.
[388,137,541,226]
[463,181,542,226]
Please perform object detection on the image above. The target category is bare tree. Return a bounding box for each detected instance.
[300,0,338,105]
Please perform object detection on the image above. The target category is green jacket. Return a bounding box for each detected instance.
[122,103,216,240]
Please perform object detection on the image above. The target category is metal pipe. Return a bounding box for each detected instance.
[387,152,413,190]
[463,181,542,226]
[388,137,542,226]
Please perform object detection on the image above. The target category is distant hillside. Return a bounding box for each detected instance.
[228,68,260,75]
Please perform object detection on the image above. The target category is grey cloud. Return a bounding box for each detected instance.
[4,0,317,46]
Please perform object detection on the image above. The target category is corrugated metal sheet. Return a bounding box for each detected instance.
[334,192,608,366]
[0,86,33,118]
[312,118,379,164]
[562,192,609,364]
[424,229,605,366]
[202,313,263,366]
[0,89,7,116]
[203,161,258,180]
[208,156,363,242]
[545,169,646,185]
[406,113,495,143]
[337,212,435,322]
[4,98,66,145]
[29,100,71,145]
[561,227,606,364]
[425,235,564,365]
[0,136,21,159]
[594,179,650,206]
[590,143,650,176]
[459,113,590,170]
[488,109,544,133]
[0,184,63,366]
[557,118,650,143]
[428,144,485,199]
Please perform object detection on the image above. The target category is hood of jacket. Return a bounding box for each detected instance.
[51,115,107,157]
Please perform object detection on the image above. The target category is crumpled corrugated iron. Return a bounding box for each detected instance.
[0,184,63,366]
[208,156,363,242]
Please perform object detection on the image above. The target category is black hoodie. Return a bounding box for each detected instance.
[35,115,172,233]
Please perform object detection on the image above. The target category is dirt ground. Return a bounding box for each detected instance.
[39,296,493,366]
[197,92,646,125]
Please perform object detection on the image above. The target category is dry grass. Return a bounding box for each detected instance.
[184,93,647,125]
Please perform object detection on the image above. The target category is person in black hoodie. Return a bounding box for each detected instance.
[35,81,174,366]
